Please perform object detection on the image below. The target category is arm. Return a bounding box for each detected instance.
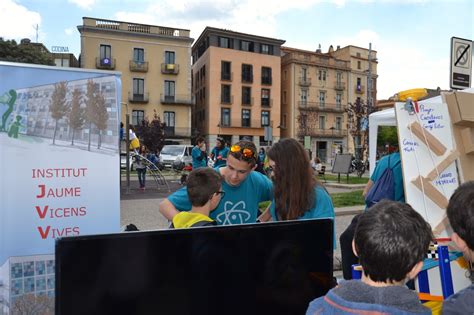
[363,179,374,198]
[159,198,179,221]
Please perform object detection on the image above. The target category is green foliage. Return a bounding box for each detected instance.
[377,126,398,147]
[135,110,165,153]
[330,190,366,207]
[0,38,54,65]
[322,174,369,184]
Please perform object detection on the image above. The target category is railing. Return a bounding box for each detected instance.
[242,97,253,106]
[221,72,233,81]
[219,119,273,129]
[355,85,365,94]
[334,81,345,90]
[220,95,234,105]
[298,101,347,112]
[261,77,272,85]
[129,60,149,72]
[281,52,351,70]
[161,63,179,74]
[160,94,194,105]
[242,74,253,83]
[128,92,149,103]
[297,128,347,138]
[298,77,312,86]
[261,98,273,107]
[163,126,192,138]
[95,57,116,70]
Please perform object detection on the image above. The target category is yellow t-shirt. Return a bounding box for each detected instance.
[172,212,214,228]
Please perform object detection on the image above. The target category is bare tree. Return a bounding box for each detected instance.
[93,90,108,149]
[85,79,97,151]
[135,110,166,154]
[68,88,85,146]
[49,81,68,144]
[11,293,54,315]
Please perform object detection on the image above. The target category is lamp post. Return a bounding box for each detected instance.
[121,102,130,194]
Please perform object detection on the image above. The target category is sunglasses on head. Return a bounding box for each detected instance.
[230,145,255,159]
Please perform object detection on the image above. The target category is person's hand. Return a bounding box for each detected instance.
[217,155,222,160]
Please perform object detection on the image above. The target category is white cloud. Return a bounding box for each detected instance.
[0,0,42,41]
[64,28,74,36]
[68,0,95,10]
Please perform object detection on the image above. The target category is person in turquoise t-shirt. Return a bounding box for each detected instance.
[263,138,335,246]
[160,140,273,225]
[210,137,230,168]
[192,136,208,169]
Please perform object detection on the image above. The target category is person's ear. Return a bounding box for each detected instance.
[452,232,469,253]
[352,239,359,258]
[407,261,423,280]
[251,163,257,171]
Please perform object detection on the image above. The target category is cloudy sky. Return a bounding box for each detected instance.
[0,0,472,99]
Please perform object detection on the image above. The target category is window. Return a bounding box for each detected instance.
[356,52,361,58]
[300,89,307,105]
[133,48,144,63]
[219,37,232,48]
[100,44,111,59]
[319,116,326,130]
[221,61,231,80]
[261,89,270,107]
[132,110,144,126]
[282,114,287,128]
[335,116,342,130]
[242,109,251,127]
[221,84,231,104]
[302,68,307,80]
[357,60,361,70]
[133,78,144,96]
[283,91,287,104]
[319,91,326,107]
[242,87,251,105]
[261,67,272,85]
[318,70,326,81]
[284,70,287,80]
[336,93,342,108]
[260,44,273,55]
[165,51,175,64]
[242,64,253,83]
[164,80,175,102]
[240,40,253,52]
[301,114,307,128]
[221,108,231,127]
[336,72,342,84]
[164,111,175,127]
[357,77,362,92]
[261,111,270,127]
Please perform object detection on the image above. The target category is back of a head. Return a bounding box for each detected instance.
[355,200,432,283]
[447,181,474,251]
[196,136,205,145]
[187,168,223,207]
[229,140,258,167]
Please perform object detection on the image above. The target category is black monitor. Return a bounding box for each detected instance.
[55,219,333,315]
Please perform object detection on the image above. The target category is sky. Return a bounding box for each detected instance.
[0,0,473,99]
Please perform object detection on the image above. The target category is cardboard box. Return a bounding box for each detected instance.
[445,91,474,127]
[461,127,474,155]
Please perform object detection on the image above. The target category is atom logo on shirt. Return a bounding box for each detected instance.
[216,201,251,225]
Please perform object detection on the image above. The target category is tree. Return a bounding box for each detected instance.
[49,81,69,145]
[11,293,54,315]
[68,88,85,145]
[135,110,165,153]
[377,126,398,148]
[85,79,97,151]
[93,90,108,149]
[0,38,54,65]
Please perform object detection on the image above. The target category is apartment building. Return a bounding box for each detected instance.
[78,17,194,143]
[192,27,285,148]
[281,46,351,163]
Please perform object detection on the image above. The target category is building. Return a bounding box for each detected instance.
[280,46,351,163]
[331,45,378,158]
[191,27,285,148]
[77,17,194,144]
[18,38,79,68]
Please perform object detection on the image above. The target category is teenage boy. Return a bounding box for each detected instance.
[170,168,224,228]
[442,181,474,314]
[192,136,207,169]
[307,200,432,315]
[160,140,273,225]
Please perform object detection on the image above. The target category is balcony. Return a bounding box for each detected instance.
[355,84,365,94]
[334,81,345,90]
[219,119,273,129]
[242,97,253,107]
[163,126,192,138]
[96,57,116,70]
[220,95,234,105]
[297,128,347,138]
[160,94,194,105]
[298,77,312,86]
[129,60,149,72]
[242,74,253,84]
[128,92,149,103]
[221,72,233,81]
[298,101,347,113]
[161,63,179,74]
[261,98,273,108]
[261,77,272,85]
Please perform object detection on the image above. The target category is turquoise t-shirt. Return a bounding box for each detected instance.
[192,146,207,169]
[370,152,404,203]
[168,169,273,225]
[212,146,230,168]
[269,185,335,248]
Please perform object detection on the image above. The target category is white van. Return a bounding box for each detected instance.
[160,145,194,168]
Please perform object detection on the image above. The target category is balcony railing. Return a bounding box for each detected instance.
[334,81,345,90]
[297,128,347,138]
[220,95,234,105]
[298,101,347,112]
[355,84,365,94]
[96,57,116,70]
[242,97,253,106]
[298,77,312,86]
[163,126,192,138]
[219,119,274,129]
[129,60,149,72]
[221,72,233,81]
[160,94,194,105]
[128,92,149,103]
[261,98,273,107]
[161,63,179,74]
[261,77,272,85]
[242,74,253,83]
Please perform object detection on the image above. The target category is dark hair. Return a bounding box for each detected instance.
[447,181,474,251]
[187,168,223,207]
[196,136,205,145]
[229,140,257,167]
[267,138,315,220]
[354,200,432,282]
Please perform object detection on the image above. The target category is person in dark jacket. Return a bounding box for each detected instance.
[442,181,474,314]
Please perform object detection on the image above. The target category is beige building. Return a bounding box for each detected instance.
[280,46,351,163]
[77,17,194,143]
[192,27,285,149]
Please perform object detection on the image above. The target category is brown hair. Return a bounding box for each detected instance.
[267,138,315,220]
[187,168,223,207]
[229,140,257,167]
